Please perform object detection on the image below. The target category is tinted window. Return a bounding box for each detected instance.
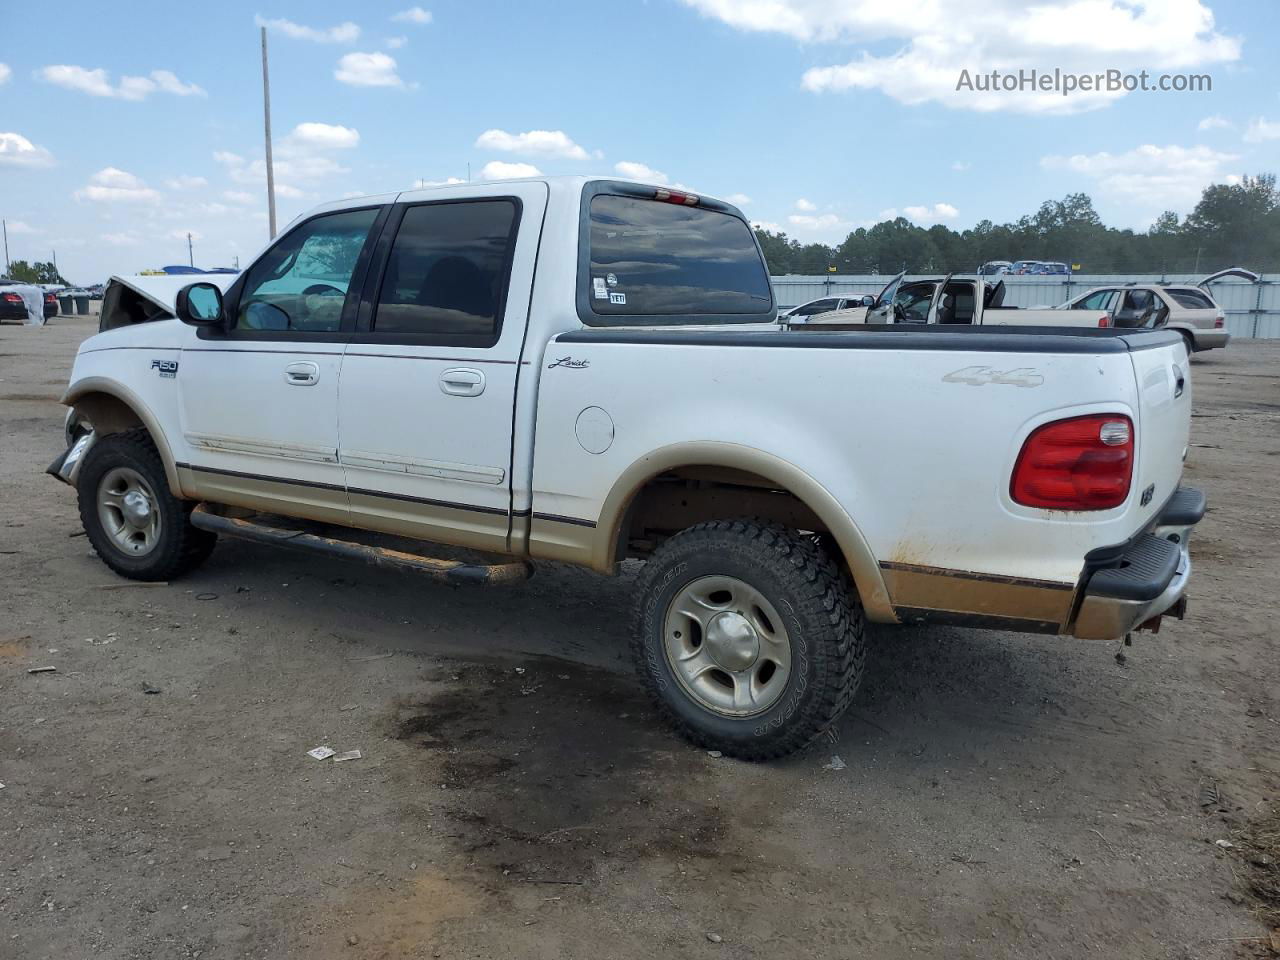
[794,298,838,315]
[236,208,379,333]
[371,200,518,342]
[587,195,772,318]
[1075,290,1114,311]
[1166,288,1215,309]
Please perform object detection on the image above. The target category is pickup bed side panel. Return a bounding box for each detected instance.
[530,335,1157,629]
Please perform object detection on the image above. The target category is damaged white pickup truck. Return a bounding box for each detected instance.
[50,177,1205,759]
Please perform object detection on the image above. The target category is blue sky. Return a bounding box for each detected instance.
[1,0,1277,282]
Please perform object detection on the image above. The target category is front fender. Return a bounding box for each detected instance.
[60,377,185,497]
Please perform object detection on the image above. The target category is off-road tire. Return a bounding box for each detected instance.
[632,519,866,760]
[77,428,216,581]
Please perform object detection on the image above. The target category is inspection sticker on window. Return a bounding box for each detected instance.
[592,277,608,300]
[609,292,626,305]
[606,273,618,287]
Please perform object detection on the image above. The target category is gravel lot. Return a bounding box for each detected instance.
[2,315,1278,959]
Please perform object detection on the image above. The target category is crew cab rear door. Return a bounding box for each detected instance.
[335,182,549,555]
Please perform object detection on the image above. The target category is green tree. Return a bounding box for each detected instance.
[6,260,67,284]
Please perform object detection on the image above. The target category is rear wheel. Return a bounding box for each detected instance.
[633,520,865,760]
[77,429,216,581]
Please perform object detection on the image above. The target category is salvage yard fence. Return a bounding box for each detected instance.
[771,274,1280,340]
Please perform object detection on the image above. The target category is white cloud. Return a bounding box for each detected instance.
[392,7,432,24]
[39,64,205,100]
[224,190,255,204]
[168,229,204,243]
[1198,114,1232,131]
[1041,143,1239,209]
[254,16,360,43]
[0,63,10,85]
[334,52,404,88]
[101,232,140,246]
[287,122,360,150]
[479,161,541,180]
[0,132,55,168]
[1244,117,1280,143]
[725,192,752,205]
[751,220,783,232]
[794,197,816,211]
[787,211,852,238]
[165,175,208,190]
[682,0,1240,115]
[275,184,306,199]
[614,160,668,184]
[75,167,161,203]
[4,220,36,234]
[902,202,959,222]
[386,36,408,49]
[951,160,971,171]
[475,128,590,160]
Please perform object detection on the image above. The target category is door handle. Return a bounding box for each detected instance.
[439,367,485,397]
[284,361,320,386]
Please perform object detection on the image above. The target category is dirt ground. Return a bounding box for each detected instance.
[2,314,1278,960]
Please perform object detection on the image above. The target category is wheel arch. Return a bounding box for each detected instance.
[61,377,184,496]
[594,441,896,623]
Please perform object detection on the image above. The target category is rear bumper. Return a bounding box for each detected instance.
[1070,486,1205,639]
[1190,329,1230,351]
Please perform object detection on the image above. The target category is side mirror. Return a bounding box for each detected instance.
[176,282,225,328]
[860,294,875,308]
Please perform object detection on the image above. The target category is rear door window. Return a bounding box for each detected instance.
[586,194,772,321]
[1165,288,1215,309]
[371,199,519,345]
[1075,290,1115,311]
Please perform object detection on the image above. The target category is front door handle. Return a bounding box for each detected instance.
[284,361,320,386]
[440,367,485,397]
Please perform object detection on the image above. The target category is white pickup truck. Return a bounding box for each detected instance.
[49,176,1204,760]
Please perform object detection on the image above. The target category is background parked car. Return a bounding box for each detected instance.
[1057,267,1257,352]
[977,260,1011,275]
[0,281,29,323]
[781,294,875,322]
[1009,260,1042,274]
[1031,261,1070,275]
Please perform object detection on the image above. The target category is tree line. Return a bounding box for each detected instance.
[3,260,68,285]
[755,174,1280,277]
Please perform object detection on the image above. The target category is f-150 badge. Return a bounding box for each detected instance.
[150,359,179,379]
[942,365,1043,388]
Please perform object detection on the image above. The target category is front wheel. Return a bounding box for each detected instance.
[632,520,865,760]
[76,429,216,581]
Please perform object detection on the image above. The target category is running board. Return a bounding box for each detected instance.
[189,505,532,585]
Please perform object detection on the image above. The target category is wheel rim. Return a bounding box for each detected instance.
[663,575,792,718]
[97,466,162,557]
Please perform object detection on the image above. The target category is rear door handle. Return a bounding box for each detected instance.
[440,367,485,397]
[284,361,320,386]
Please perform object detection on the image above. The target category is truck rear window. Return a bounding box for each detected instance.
[586,195,772,319]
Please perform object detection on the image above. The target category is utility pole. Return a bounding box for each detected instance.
[2,219,9,275]
[187,232,194,268]
[261,26,278,239]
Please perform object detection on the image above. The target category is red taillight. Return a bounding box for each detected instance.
[1097,314,1111,328]
[2,292,21,303]
[1011,414,1134,510]
[655,188,699,206]
[1214,313,1224,328]
[45,293,56,303]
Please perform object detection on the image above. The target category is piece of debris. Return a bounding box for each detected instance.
[706,933,723,944]
[308,746,336,761]
[1114,650,1127,665]
[333,750,362,763]
[141,682,161,695]
[0,782,6,789]
[1199,780,1222,809]
[196,592,219,601]
[95,581,169,590]
[1215,839,1234,849]
[514,667,526,675]
[339,704,358,712]
[27,666,56,674]
[823,756,847,771]
[345,653,393,663]
[707,750,723,759]
[235,585,251,593]
[347,934,359,946]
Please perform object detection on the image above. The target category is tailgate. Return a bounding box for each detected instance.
[1127,336,1191,517]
